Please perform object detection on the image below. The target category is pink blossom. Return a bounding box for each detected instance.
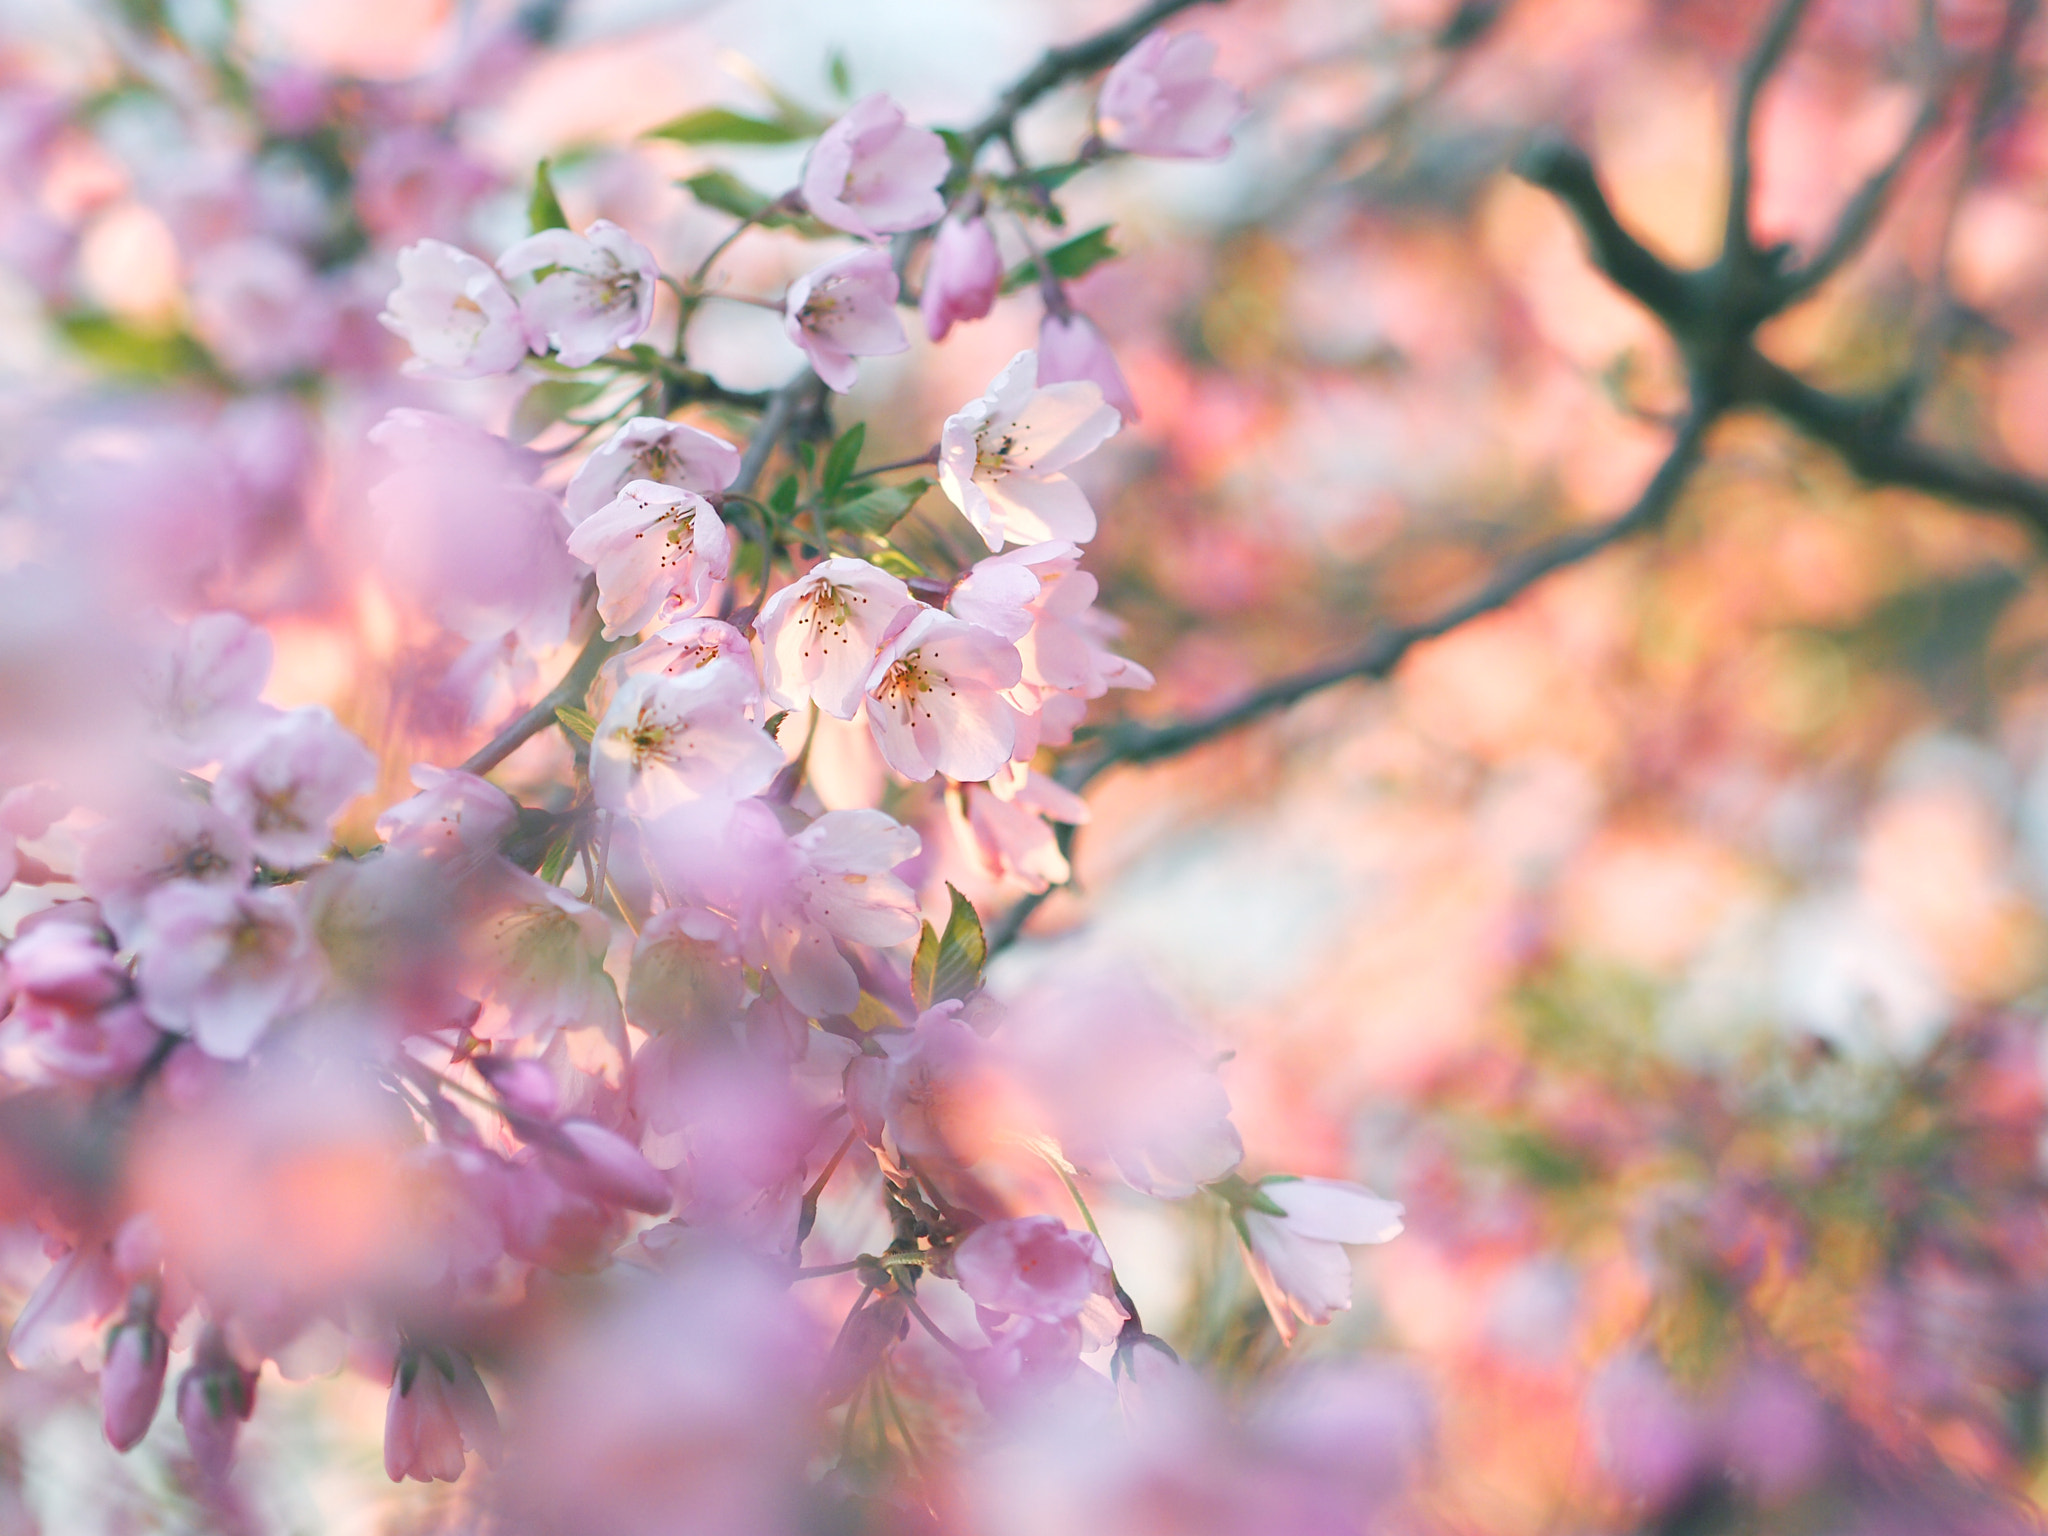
[591,669,782,817]
[922,213,1004,341]
[756,556,915,719]
[784,247,908,394]
[187,238,337,382]
[356,128,497,243]
[938,350,1121,550]
[1013,546,1156,700]
[468,870,623,1044]
[544,1118,674,1215]
[211,705,377,868]
[617,617,760,700]
[801,93,949,239]
[7,1245,124,1370]
[101,1301,168,1452]
[497,220,657,367]
[845,1001,993,1167]
[0,905,158,1083]
[955,1215,1115,1323]
[566,479,732,640]
[565,417,742,524]
[77,791,255,941]
[385,1347,502,1483]
[969,1313,1091,1410]
[950,764,1090,892]
[375,765,519,865]
[1237,1177,1405,1345]
[1096,30,1246,160]
[367,408,583,648]
[1039,310,1141,422]
[0,782,62,893]
[379,238,531,379]
[132,880,323,1058]
[864,608,1022,783]
[137,611,276,768]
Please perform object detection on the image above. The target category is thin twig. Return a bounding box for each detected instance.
[461,612,621,778]
[1726,0,1817,262]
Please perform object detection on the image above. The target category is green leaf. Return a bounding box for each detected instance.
[680,169,773,220]
[510,379,607,444]
[538,829,576,885]
[55,312,213,382]
[645,107,809,145]
[821,420,866,498]
[1001,224,1118,295]
[911,883,985,1011]
[529,158,570,233]
[868,546,927,581]
[763,709,791,739]
[826,48,853,99]
[848,991,900,1032]
[768,474,800,520]
[554,705,597,742]
[830,478,930,537]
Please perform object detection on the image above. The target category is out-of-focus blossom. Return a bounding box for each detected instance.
[1589,1352,1713,1511]
[355,128,496,243]
[1038,311,1141,422]
[0,783,63,893]
[800,93,948,239]
[1096,30,1246,159]
[543,1118,674,1215]
[784,247,907,393]
[591,669,782,816]
[756,556,914,718]
[565,418,742,524]
[497,220,657,367]
[138,611,276,767]
[939,350,1120,550]
[187,238,337,381]
[211,705,377,869]
[468,871,622,1044]
[1235,1176,1405,1345]
[132,881,322,1058]
[77,791,255,940]
[0,905,158,1082]
[865,608,1023,782]
[922,213,1003,342]
[8,1244,124,1371]
[956,1215,1116,1323]
[178,1327,257,1482]
[950,763,1091,891]
[566,479,732,640]
[386,1346,502,1483]
[375,765,519,865]
[380,238,531,379]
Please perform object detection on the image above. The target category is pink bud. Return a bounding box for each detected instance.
[1038,311,1140,422]
[177,1326,256,1482]
[922,215,1003,343]
[384,1347,501,1483]
[101,1320,168,1452]
[475,1055,560,1121]
[954,1216,1113,1323]
[548,1119,674,1215]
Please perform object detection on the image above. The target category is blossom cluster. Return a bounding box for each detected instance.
[0,10,1432,1529]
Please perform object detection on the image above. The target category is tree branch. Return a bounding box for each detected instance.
[1726,0,1816,262]
[1779,89,1948,300]
[461,610,620,778]
[959,0,1225,157]
[1513,137,1702,324]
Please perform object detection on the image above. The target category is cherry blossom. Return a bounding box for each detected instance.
[466,869,622,1045]
[1237,1177,1405,1345]
[542,1118,674,1215]
[374,765,519,865]
[566,479,732,640]
[955,1215,1117,1323]
[938,350,1121,550]
[590,669,782,816]
[380,238,530,378]
[1096,30,1247,160]
[950,763,1091,892]
[385,1347,502,1483]
[801,93,949,239]
[784,247,907,393]
[756,555,914,718]
[211,705,377,869]
[497,220,657,368]
[1038,310,1141,422]
[922,213,1004,342]
[77,790,256,940]
[864,608,1023,783]
[177,1327,258,1482]
[137,610,276,767]
[0,783,62,894]
[186,238,336,382]
[0,905,158,1083]
[131,880,324,1058]
[616,617,760,699]
[565,417,742,525]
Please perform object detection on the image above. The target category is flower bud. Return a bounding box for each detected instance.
[1037,311,1140,422]
[922,215,1002,343]
[547,1118,674,1215]
[177,1325,257,1481]
[100,1293,168,1452]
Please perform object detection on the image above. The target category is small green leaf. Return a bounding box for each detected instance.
[821,420,866,498]
[645,107,809,145]
[55,312,214,382]
[538,829,577,885]
[529,158,570,233]
[868,547,927,581]
[1001,224,1118,295]
[796,441,817,475]
[763,709,792,739]
[826,48,853,99]
[848,991,900,1032]
[830,478,930,537]
[911,884,985,1010]
[554,704,597,742]
[680,169,773,220]
[510,378,607,443]
[1207,1172,1289,1217]
[768,474,800,520]
[934,127,970,166]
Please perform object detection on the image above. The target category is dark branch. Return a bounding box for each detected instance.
[1061,410,1715,790]
[1726,0,1816,262]
[1780,90,1948,299]
[1513,137,1701,323]
[959,0,1224,157]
